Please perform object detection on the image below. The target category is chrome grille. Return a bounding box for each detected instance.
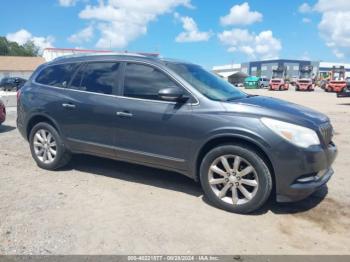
[319,123,333,145]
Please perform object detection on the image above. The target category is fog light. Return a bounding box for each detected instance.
[296,176,316,183]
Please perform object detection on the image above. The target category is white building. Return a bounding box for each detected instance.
[212,64,247,84]
[318,62,350,78]
[42,48,112,62]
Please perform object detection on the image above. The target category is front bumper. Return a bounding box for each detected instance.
[297,85,313,90]
[273,142,337,203]
[277,168,334,202]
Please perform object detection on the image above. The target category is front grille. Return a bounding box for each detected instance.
[319,123,333,145]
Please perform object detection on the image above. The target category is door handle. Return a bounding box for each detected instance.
[62,103,76,109]
[116,111,133,118]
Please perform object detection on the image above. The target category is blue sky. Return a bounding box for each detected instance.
[1,0,349,68]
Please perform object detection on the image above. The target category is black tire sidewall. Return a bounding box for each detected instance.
[29,122,67,170]
[200,145,272,214]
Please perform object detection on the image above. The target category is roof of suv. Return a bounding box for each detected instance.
[49,53,161,65]
[47,53,196,67]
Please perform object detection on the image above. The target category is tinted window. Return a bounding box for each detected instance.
[70,62,120,95]
[36,63,78,88]
[124,63,178,100]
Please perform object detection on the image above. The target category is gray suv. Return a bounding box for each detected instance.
[17,54,337,213]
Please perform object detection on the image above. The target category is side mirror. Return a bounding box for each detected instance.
[158,87,187,102]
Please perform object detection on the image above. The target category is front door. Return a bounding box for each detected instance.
[114,62,194,171]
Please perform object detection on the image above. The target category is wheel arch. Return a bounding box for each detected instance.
[26,114,61,140]
[194,135,276,189]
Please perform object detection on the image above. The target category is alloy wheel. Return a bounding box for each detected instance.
[208,155,259,205]
[33,129,57,164]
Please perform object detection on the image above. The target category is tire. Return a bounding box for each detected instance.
[200,144,272,214]
[260,84,264,89]
[29,122,71,170]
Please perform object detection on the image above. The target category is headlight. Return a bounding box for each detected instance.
[261,118,320,148]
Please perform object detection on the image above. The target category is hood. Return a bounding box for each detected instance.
[222,95,329,127]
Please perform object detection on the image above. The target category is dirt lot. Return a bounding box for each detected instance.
[0,88,349,255]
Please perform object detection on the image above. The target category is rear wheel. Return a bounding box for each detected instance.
[200,145,272,213]
[29,122,71,170]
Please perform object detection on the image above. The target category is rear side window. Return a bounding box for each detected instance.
[124,63,178,101]
[36,63,78,88]
[70,62,120,95]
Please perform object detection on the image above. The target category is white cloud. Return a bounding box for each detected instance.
[220,2,262,26]
[58,0,77,7]
[218,29,282,60]
[312,0,350,59]
[6,29,54,52]
[68,25,94,44]
[298,3,313,13]
[75,0,192,49]
[314,0,350,12]
[302,17,312,23]
[174,13,211,42]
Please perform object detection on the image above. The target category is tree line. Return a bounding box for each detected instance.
[0,37,40,56]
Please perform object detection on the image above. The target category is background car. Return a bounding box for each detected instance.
[0,77,27,91]
[258,77,270,88]
[0,98,6,125]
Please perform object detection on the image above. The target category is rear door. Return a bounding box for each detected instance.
[49,61,122,157]
[114,62,194,171]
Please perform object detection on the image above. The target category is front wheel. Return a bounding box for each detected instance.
[29,122,71,170]
[200,145,272,214]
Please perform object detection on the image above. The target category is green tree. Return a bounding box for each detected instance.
[22,41,40,56]
[0,36,40,56]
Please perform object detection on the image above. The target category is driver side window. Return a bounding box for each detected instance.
[123,63,179,101]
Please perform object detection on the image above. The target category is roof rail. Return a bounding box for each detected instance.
[51,52,152,62]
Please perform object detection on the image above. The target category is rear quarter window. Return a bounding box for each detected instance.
[36,63,79,88]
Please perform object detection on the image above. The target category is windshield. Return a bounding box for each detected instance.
[272,71,283,79]
[166,62,247,101]
[300,71,311,79]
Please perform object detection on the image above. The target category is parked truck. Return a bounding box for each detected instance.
[269,65,289,91]
[325,66,347,93]
[295,65,314,91]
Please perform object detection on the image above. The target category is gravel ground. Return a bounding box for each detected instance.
[0,88,349,255]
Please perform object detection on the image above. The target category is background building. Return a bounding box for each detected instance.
[212,64,247,84]
[318,62,350,78]
[0,56,45,80]
[214,59,350,83]
[42,48,113,62]
[241,59,314,79]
